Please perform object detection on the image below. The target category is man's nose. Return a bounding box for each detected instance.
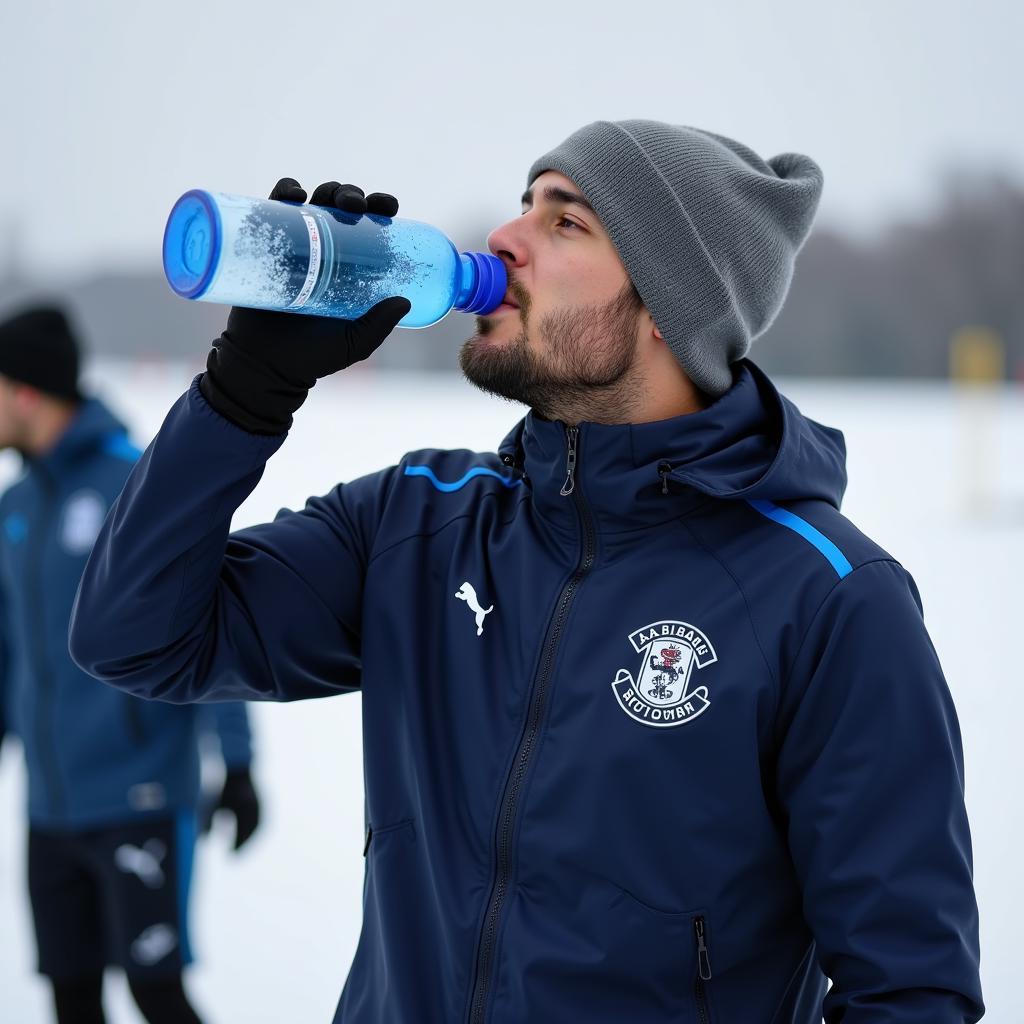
[487,218,528,269]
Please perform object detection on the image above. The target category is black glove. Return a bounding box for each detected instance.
[206,767,261,852]
[199,178,412,435]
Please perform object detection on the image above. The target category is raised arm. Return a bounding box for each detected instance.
[70,177,409,704]
[69,379,399,703]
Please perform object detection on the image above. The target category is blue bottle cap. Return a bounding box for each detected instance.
[455,252,507,315]
[163,190,222,299]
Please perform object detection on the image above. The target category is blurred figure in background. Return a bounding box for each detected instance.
[0,305,260,1024]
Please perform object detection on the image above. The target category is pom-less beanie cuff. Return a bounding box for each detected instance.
[528,121,824,396]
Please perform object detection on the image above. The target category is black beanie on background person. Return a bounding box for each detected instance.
[0,306,82,403]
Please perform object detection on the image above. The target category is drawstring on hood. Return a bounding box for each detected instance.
[657,462,672,496]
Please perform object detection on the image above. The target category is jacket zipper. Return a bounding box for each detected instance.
[30,472,65,820]
[694,915,713,1024]
[559,427,578,496]
[466,425,596,1024]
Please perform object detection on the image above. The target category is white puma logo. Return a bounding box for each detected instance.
[115,839,167,889]
[455,581,493,637]
[130,923,178,966]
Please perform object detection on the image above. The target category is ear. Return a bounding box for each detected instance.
[635,304,667,351]
[639,306,665,343]
[646,312,665,343]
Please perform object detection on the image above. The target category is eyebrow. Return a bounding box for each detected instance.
[520,185,594,213]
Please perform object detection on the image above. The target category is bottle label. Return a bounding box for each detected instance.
[289,214,322,308]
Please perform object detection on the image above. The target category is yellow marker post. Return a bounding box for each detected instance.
[951,327,1005,519]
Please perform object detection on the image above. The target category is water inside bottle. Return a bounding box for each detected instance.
[214,199,456,325]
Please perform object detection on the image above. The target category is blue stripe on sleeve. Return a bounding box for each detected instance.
[746,499,853,579]
[403,465,522,492]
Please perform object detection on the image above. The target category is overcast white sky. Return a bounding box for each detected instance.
[2,0,1022,277]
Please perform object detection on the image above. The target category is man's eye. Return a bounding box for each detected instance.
[556,215,581,231]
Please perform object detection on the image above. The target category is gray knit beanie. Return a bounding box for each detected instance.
[527,120,823,396]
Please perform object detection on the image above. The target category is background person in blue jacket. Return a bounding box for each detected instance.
[71,123,982,1023]
[0,305,260,1024]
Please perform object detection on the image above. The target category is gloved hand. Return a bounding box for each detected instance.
[205,767,261,852]
[199,178,412,435]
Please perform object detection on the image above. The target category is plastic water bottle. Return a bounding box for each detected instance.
[162,190,507,328]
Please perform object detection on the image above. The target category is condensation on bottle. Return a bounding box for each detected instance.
[162,190,507,328]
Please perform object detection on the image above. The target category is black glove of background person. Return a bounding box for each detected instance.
[203,767,261,852]
[199,178,412,435]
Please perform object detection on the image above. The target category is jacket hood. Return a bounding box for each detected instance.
[34,397,130,474]
[656,360,847,506]
[499,361,847,530]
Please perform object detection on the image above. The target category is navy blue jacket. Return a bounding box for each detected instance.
[0,397,252,830]
[70,365,983,1023]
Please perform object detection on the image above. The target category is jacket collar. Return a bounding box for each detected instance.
[28,397,128,479]
[498,361,847,536]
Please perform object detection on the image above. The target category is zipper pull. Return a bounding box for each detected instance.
[694,916,712,980]
[559,426,579,497]
[657,461,672,496]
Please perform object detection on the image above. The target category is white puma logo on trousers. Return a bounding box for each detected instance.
[455,581,493,636]
[115,839,167,889]
[131,923,178,966]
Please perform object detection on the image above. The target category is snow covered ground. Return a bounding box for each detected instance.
[1,361,1021,1023]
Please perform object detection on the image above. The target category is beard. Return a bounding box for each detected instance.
[458,278,644,423]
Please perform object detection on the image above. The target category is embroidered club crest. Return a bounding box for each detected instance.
[611,620,717,728]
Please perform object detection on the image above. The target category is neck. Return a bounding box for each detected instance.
[548,362,708,427]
